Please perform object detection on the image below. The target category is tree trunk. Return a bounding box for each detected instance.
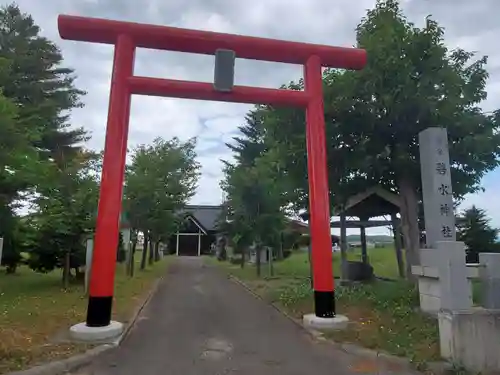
[241,246,246,268]
[148,237,155,265]
[256,243,262,277]
[308,243,313,288]
[74,267,85,283]
[154,241,160,262]
[127,238,137,277]
[277,232,284,260]
[140,234,148,270]
[268,247,274,277]
[130,239,137,277]
[340,212,348,280]
[63,252,70,289]
[391,214,406,278]
[360,225,369,265]
[397,175,421,281]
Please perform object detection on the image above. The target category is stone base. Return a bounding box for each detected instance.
[69,321,123,343]
[302,314,349,331]
[438,308,500,373]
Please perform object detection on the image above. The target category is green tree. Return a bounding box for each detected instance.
[0,86,42,273]
[457,206,499,263]
[221,148,288,276]
[227,108,267,167]
[216,210,253,265]
[343,0,499,274]
[125,137,200,270]
[28,151,100,287]
[0,91,23,273]
[258,0,500,277]
[0,4,87,272]
[0,4,87,162]
[219,165,254,266]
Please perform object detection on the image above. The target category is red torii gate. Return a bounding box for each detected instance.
[58,15,366,328]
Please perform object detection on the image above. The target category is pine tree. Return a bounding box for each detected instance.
[0,4,87,163]
[0,88,30,273]
[0,4,88,273]
[457,206,499,263]
[226,108,267,167]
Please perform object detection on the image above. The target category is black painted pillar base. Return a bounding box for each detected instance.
[86,296,113,327]
[314,290,335,318]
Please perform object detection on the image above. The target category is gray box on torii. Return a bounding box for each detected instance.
[214,49,236,92]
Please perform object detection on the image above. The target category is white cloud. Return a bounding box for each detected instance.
[5,0,500,230]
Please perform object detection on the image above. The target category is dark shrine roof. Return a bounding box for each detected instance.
[181,205,223,231]
[300,187,401,221]
[333,187,401,219]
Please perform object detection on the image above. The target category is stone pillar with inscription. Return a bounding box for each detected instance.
[418,127,456,250]
[416,127,471,312]
[418,132,500,373]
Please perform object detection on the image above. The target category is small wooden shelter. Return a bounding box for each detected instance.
[332,186,405,279]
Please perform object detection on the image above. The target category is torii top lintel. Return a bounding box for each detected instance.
[58,15,366,70]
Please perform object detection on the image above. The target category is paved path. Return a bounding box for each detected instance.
[73,257,415,375]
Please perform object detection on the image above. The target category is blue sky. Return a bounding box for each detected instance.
[7,0,500,235]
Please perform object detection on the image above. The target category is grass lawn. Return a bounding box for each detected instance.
[0,255,170,374]
[213,245,403,280]
[209,246,441,367]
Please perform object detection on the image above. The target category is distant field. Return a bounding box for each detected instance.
[345,234,394,243]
